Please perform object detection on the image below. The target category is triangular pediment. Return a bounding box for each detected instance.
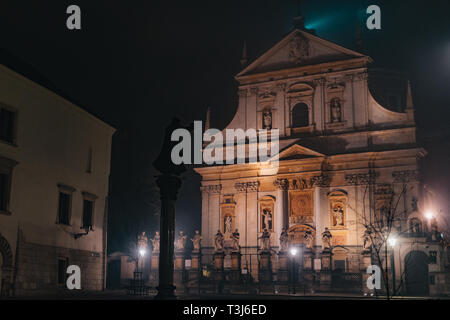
[271,143,324,162]
[237,29,369,78]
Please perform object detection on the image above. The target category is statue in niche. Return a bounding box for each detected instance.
[332,203,345,227]
[224,216,232,234]
[175,230,187,251]
[304,229,313,249]
[151,231,160,252]
[330,98,342,123]
[231,229,240,252]
[411,197,418,211]
[191,230,202,252]
[279,227,289,252]
[261,208,273,231]
[259,229,271,251]
[362,228,373,252]
[263,109,272,130]
[322,228,332,250]
[214,230,224,252]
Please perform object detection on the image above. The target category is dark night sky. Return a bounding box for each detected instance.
[1,0,449,252]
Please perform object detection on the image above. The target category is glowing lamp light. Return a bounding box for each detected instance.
[290,247,298,257]
[425,211,434,220]
[139,249,146,257]
[388,237,397,247]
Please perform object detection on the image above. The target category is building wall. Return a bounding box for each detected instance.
[0,64,115,296]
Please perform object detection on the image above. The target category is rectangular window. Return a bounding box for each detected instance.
[82,199,94,229]
[57,192,71,225]
[0,107,16,144]
[57,257,68,286]
[429,275,435,285]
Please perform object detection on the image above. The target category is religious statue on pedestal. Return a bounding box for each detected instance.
[330,98,342,123]
[151,231,160,252]
[259,229,271,251]
[138,231,148,251]
[231,229,240,252]
[191,230,202,252]
[304,229,313,249]
[175,230,187,251]
[214,230,224,252]
[279,227,289,252]
[322,228,332,251]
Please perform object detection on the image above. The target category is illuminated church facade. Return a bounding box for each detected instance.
[194,23,448,295]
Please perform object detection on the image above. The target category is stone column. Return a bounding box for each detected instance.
[213,252,225,283]
[154,174,181,300]
[230,252,241,282]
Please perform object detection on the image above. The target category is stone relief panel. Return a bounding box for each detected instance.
[289,189,314,225]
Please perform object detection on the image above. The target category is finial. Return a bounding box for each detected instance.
[240,41,248,67]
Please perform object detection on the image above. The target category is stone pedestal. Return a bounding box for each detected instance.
[303,249,313,271]
[230,252,241,282]
[321,250,332,271]
[191,251,200,270]
[213,252,225,282]
[173,251,185,292]
[277,251,289,283]
[259,251,272,282]
[149,252,160,286]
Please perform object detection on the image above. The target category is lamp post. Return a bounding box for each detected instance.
[289,247,298,294]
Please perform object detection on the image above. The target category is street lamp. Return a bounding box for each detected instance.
[289,247,298,294]
[139,248,146,258]
[388,237,397,247]
[425,211,434,221]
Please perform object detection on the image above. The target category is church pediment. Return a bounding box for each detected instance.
[272,143,324,162]
[237,29,369,79]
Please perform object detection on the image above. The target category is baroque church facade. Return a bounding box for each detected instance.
[194,24,449,295]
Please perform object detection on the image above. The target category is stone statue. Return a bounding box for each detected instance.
[151,231,160,252]
[322,228,332,250]
[191,230,202,252]
[137,231,148,250]
[333,204,344,227]
[231,229,240,252]
[263,109,272,130]
[152,117,193,176]
[175,230,187,251]
[224,216,232,234]
[214,230,224,252]
[279,227,289,252]
[259,229,271,251]
[362,228,372,252]
[330,98,342,123]
[262,208,273,231]
[304,229,313,249]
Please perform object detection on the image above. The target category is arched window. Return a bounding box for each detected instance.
[409,218,422,234]
[292,103,309,128]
